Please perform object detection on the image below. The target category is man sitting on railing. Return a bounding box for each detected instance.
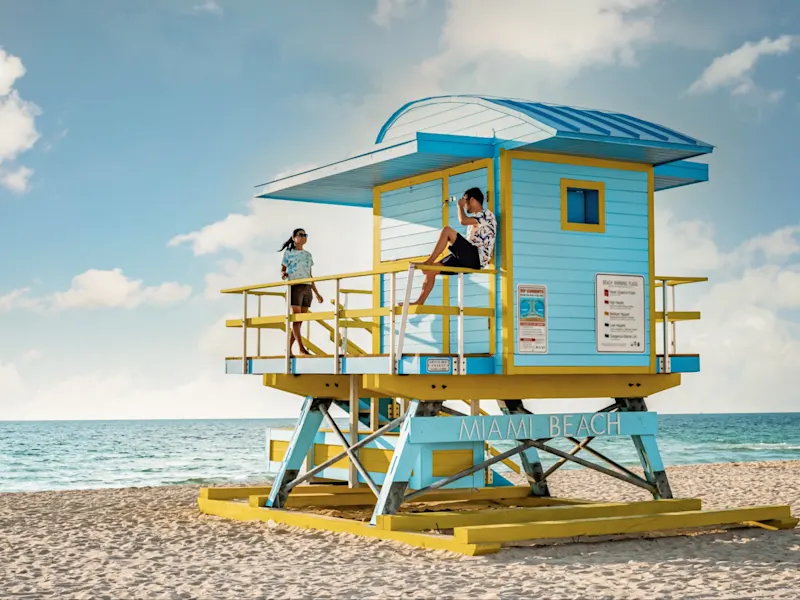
[408,187,497,305]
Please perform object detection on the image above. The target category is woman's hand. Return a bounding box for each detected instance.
[315,292,324,304]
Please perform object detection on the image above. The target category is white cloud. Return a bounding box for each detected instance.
[686,35,796,100]
[0,48,40,192]
[1,269,191,312]
[170,197,372,298]
[419,0,663,89]
[0,287,42,312]
[371,0,428,28]
[50,268,192,310]
[647,210,800,413]
[21,348,42,361]
[0,47,25,96]
[192,0,223,15]
[1,165,33,193]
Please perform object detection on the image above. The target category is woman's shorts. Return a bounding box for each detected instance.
[290,284,313,308]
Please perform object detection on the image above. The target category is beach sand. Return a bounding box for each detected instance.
[2,461,799,599]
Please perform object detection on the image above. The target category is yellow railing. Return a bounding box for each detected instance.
[654,276,707,372]
[224,262,496,376]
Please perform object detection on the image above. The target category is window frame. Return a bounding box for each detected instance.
[560,178,606,233]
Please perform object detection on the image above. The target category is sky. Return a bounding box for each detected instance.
[0,0,798,420]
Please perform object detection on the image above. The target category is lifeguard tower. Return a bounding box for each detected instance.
[199,95,796,555]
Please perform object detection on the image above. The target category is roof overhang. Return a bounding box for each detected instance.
[254,133,494,208]
[653,160,709,191]
[509,132,713,166]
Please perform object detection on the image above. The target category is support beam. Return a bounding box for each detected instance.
[370,400,442,524]
[621,397,673,499]
[497,400,549,497]
[266,397,332,508]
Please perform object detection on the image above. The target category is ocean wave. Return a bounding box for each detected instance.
[713,442,800,451]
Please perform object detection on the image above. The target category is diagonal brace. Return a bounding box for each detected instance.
[285,412,406,492]
[319,404,380,497]
[529,440,656,494]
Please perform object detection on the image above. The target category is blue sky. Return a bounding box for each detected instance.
[0,0,798,419]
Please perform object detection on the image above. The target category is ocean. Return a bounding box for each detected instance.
[1,413,799,493]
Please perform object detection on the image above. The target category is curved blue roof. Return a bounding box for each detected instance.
[376,95,713,165]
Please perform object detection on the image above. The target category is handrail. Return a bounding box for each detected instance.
[654,276,708,287]
[221,263,496,294]
[232,261,497,377]
[653,275,706,372]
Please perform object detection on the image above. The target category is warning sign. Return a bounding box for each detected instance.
[595,274,646,353]
[517,284,547,354]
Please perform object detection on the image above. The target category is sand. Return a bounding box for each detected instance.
[2,461,799,599]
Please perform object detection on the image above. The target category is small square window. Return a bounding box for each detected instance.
[561,179,605,233]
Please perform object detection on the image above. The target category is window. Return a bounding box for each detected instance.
[560,179,605,233]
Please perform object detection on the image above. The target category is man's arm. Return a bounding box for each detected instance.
[457,199,478,226]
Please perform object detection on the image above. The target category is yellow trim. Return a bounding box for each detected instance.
[507,149,650,173]
[454,505,793,544]
[372,187,381,354]
[655,311,701,323]
[655,276,708,287]
[648,167,656,373]
[499,149,513,375]
[560,178,606,234]
[506,365,652,375]
[362,373,681,400]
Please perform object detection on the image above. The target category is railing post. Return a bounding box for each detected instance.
[342,292,349,358]
[334,278,341,375]
[457,272,465,375]
[284,284,292,375]
[389,271,397,375]
[670,284,677,355]
[661,280,670,374]
[242,291,248,375]
[257,295,262,358]
[395,264,416,374]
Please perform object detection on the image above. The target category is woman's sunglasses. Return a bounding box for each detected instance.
[297,232,308,238]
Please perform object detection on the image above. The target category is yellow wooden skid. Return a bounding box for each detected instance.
[201,485,372,501]
[198,497,500,556]
[246,485,571,508]
[454,505,794,544]
[251,493,378,508]
[377,499,702,532]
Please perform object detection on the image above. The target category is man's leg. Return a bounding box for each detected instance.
[423,226,458,265]
[410,266,441,305]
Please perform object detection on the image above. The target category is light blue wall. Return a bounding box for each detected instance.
[380,179,442,262]
[510,158,651,368]
[378,166,495,356]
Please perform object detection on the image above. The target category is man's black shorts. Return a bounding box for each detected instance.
[440,233,481,274]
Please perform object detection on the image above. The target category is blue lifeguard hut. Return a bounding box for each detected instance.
[200,95,796,555]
